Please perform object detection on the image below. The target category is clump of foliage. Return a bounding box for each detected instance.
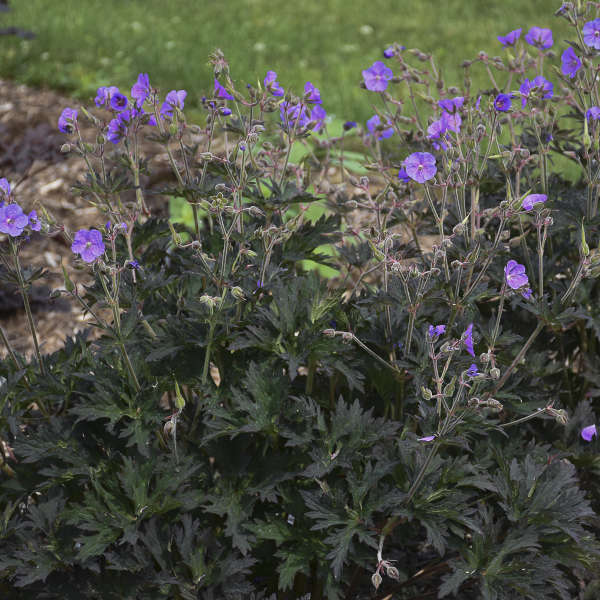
[1,3,600,599]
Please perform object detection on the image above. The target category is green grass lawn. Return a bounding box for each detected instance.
[0,0,570,124]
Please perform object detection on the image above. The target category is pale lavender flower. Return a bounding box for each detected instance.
[583,19,600,49]
[522,194,547,210]
[28,210,41,231]
[366,114,394,140]
[58,107,78,133]
[362,61,393,92]
[428,324,446,338]
[418,435,436,442]
[404,152,436,183]
[0,203,29,236]
[505,260,529,290]
[438,96,464,113]
[309,105,327,132]
[581,424,597,441]
[160,89,187,119]
[264,71,284,97]
[304,81,322,104]
[94,85,119,108]
[71,229,105,263]
[0,177,10,197]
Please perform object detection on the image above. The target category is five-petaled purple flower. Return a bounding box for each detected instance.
[28,210,41,231]
[404,152,437,183]
[58,107,78,134]
[264,71,284,97]
[522,194,547,210]
[71,229,105,263]
[366,114,394,140]
[583,19,600,49]
[494,93,512,112]
[561,47,581,79]
[587,106,600,121]
[304,81,322,104]
[160,90,187,119]
[214,79,233,100]
[428,324,446,339]
[131,73,151,107]
[463,323,475,357]
[519,76,553,108]
[498,28,522,47]
[525,26,553,49]
[110,92,129,112]
[505,259,529,290]
[581,424,597,441]
[362,61,393,92]
[0,203,29,237]
[280,101,309,131]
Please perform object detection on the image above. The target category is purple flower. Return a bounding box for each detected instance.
[94,86,119,108]
[418,435,436,442]
[494,93,512,112]
[362,61,393,92]
[498,28,522,47]
[214,78,234,100]
[521,287,532,300]
[475,96,482,110]
[71,228,105,263]
[427,118,449,150]
[581,424,597,441]
[463,323,475,357]
[343,121,357,131]
[505,259,529,290]
[561,47,581,78]
[127,259,140,269]
[110,92,129,112]
[398,168,410,183]
[366,114,394,140]
[58,107,78,134]
[280,101,309,130]
[522,193,547,210]
[428,324,446,338]
[586,106,600,121]
[438,96,464,113]
[383,46,395,58]
[264,70,284,97]
[525,26,553,49]
[131,73,151,107]
[583,19,600,49]
[28,210,41,231]
[404,152,437,183]
[304,81,322,104]
[106,116,127,144]
[0,177,10,197]
[220,107,232,116]
[309,105,327,132]
[519,76,553,108]
[0,203,29,236]
[466,364,479,377]
[160,89,187,119]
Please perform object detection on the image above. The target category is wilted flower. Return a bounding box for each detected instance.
[581,424,597,441]
[58,107,78,133]
[561,47,581,78]
[522,193,547,210]
[583,19,600,49]
[525,26,553,49]
[497,28,522,47]
[404,152,437,183]
[264,70,284,97]
[463,323,475,357]
[71,229,105,263]
[494,93,512,112]
[131,73,151,107]
[0,203,29,237]
[366,114,394,140]
[362,61,393,92]
[505,259,529,290]
[428,324,446,338]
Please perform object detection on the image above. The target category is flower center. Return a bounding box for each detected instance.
[85,241,91,249]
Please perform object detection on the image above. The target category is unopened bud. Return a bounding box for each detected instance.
[386,565,400,580]
[480,352,490,363]
[342,332,353,344]
[371,572,383,591]
[490,367,501,380]
[453,223,465,235]
[231,286,245,301]
[421,387,433,401]
[359,176,369,187]
[200,152,213,161]
[164,420,175,436]
[323,328,336,338]
[60,143,71,153]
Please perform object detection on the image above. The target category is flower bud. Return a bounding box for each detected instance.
[421,386,433,401]
[480,352,490,363]
[553,409,568,425]
[323,328,336,338]
[359,176,369,187]
[490,367,501,380]
[164,420,175,436]
[453,223,465,235]
[200,152,213,161]
[60,143,71,153]
[342,332,353,344]
[386,565,400,580]
[231,286,245,301]
[371,572,382,591]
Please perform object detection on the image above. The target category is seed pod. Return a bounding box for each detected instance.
[371,571,382,591]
